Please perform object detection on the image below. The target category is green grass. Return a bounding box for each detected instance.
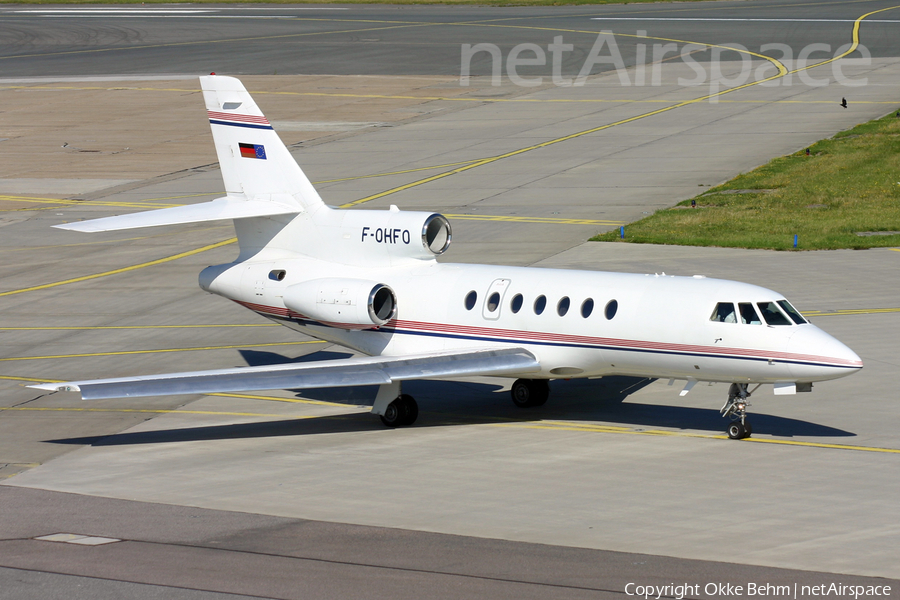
[593,109,900,250]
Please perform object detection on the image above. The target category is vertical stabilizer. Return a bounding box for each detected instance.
[200,75,324,212]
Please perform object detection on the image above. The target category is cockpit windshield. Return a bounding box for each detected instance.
[777,299,808,325]
[738,303,761,325]
[757,302,792,326]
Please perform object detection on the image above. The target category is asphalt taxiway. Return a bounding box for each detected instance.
[1,1,899,598]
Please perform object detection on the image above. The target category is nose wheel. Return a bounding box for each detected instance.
[721,383,753,439]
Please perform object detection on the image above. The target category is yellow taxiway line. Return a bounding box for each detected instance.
[1,7,895,298]
[498,420,900,454]
[804,307,900,317]
[2,399,894,454]
[0,406,327,418]
[0,324,277,331]
[0,238,236,297]
[11,83,900,107]
[339,5,896,208]
[0,340,324,363]
[0,194,183,210]
[445,214,623,226]
[0,374,350,408]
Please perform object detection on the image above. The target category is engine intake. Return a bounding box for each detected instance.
[283,278,397,329]
[422,213,451,255]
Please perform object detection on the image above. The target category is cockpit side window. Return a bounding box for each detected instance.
[757,301,792,326]
[777,300,808,325]
[710,302,737,323]
[738,303,761,325]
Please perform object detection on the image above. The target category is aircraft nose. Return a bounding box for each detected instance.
[787,325,863,381]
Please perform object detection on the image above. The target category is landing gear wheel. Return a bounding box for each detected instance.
[380,394,418,428]
[511,379,550,408]
[398,394,418,426]
[721,383,753,439]
[727,421,748,440]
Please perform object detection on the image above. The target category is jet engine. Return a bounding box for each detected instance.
[283,278,397,328]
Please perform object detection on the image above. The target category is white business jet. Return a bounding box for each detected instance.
[31,76,863,439]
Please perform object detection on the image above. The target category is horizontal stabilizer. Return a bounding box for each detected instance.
[29,347,540,400]
[54,196,301,233]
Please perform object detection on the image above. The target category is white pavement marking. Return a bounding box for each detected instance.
[35,533,122,545]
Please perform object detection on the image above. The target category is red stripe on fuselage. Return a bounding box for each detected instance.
[230,300,861,368]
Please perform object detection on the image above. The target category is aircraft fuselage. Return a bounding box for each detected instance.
[201,254,862,387]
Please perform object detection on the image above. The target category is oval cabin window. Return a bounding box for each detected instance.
[605,299,618,320]
[581,298,594,318]
[465,291,477,310]
[510,293,523,313]
[487,292,500,312]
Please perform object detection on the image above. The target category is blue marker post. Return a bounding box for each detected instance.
[793,234,798,248]
[620,226,625,239]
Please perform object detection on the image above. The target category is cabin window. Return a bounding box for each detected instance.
[757,301,792,326]
[778,300,808,325]
[268,269,286,281]
[581,298,594,318]
[510,293,523,313]
[605,299,618,320]
[557,297,570,316]
[465,291,477,310]
[739,303,761,325]
[534,295,547,315]
[710,302,737,323]
[486,292,501,312]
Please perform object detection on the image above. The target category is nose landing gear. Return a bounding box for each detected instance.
[721,383,754,439]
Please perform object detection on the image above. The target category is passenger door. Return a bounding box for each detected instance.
[482,279,511,320]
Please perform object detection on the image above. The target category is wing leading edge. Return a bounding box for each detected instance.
[28,347,540,400]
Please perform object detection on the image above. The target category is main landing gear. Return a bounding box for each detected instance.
[721,383,754,439]
[372,382,418,428]
[511,379,550,408]
[380,394,418,428]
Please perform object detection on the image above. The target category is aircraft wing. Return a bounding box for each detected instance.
[28,347,540,400]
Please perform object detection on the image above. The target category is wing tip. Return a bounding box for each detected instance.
[27,382,81,392]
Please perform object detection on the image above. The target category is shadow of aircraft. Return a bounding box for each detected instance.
[48,370,852,447]
[238,349,352,366]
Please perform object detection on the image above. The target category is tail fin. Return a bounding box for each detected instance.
[54,76,323,234]
[201,75,324,211]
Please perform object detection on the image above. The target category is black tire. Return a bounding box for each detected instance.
[532,380,550,406]
[379,395,418,428]
[398,394,418,426]
[380,399,403,428]
[727,422,747,440]
[511,379,550,408]
[511,379,536,408]
[744,422,752,438]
